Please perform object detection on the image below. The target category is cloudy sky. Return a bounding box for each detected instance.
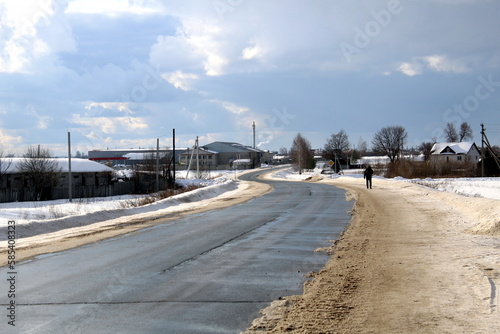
[1,0,499,156]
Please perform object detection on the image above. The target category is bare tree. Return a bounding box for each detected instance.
[357,137,368,155]
[459,122,473,142]
[140,150,159,172]
[372,126,408,162]
[0,147,13,183]
[18,146,61,200]
[75,150,88,158]
[290,133,314,174]
[443,122,459,142]
[324,130,349,160]
[419,141,435,161]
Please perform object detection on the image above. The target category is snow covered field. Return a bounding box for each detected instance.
[406,178,500,200]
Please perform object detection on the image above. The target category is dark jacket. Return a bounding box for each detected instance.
[364,166,373,179]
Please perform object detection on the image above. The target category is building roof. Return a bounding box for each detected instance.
[179,147,218,155]
[88,148,188,160]
[2,158,114,174]
[202,141,262,153]
[430,142,478,155]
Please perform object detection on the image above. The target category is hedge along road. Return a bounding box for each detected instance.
[0,168,353,334]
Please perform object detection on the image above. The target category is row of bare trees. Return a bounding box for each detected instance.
[443,122,473,142]
[289,125,410,172]
[289,121,480,172]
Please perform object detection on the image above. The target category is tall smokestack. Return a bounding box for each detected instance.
[252,121,256,148]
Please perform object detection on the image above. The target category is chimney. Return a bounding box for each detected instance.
[252,121,256,149]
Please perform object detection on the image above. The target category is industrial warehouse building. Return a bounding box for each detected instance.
[89,141,273,170]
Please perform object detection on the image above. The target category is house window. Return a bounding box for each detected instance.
[457,156,462,161]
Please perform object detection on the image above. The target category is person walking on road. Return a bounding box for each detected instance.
[364,165,373,189]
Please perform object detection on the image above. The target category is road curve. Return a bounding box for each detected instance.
[0,169,353,334]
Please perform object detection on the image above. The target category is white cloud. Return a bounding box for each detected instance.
[0,0,75,73]
[397,55,471,76]
[149,3,352,76]
[208,99,248,115]
[85,102,135,115]
[241,42,267,61]
[161,70,199,91]
[150,21,230,76]
[66,0,165,16]
[423,55,471,74]
[83,130,101,141]
[0,128,23,147]
[70,114,148,134]
[26,106,52,129]
[397,62,424,76]
[2,1,500,155]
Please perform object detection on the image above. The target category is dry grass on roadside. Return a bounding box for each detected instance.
[119,185,203,208]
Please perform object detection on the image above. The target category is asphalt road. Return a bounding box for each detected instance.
[0,169,353,334]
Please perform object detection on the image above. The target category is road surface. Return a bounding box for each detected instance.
[0,169,352,334]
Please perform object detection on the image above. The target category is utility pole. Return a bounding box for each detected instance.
[172,128,176,189]
[196,136,200,178]
[68,132,72,202]
[155,138,160,193]
[481,123,485,177]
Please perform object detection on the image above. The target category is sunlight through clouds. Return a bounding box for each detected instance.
[161,71,200,91]
[398,55,472,76]
[70,114,148,134]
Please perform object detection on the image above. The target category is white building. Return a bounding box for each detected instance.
[430,142,481,165]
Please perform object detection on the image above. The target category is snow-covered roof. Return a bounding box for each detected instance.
[203,141,262,154]
[180,148,218,155]
[233,159,252,164]
[2,158,114,173]
[431,142,477,155]
[123,153,144,160]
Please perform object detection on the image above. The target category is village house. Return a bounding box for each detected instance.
[430,142,481,167]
